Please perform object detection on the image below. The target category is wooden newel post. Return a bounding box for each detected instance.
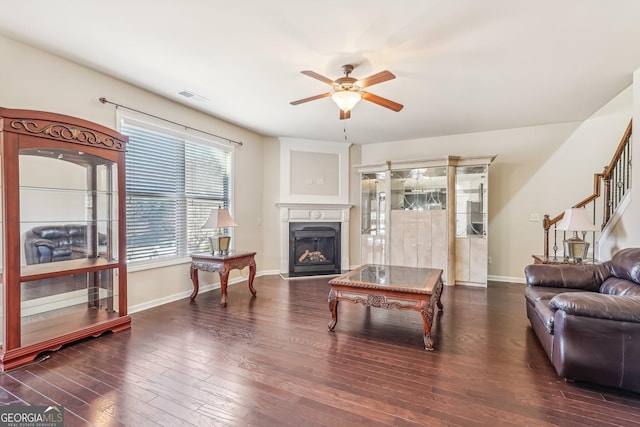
[543,214,551,259]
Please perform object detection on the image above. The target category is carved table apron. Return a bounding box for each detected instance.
[328,264,443,350]
[190,251,257,307]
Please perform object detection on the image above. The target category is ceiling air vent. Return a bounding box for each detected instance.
[178,89,209,103]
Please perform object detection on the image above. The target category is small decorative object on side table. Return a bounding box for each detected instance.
[190,250,257,307]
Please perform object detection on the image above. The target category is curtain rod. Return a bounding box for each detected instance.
[99,97,243,147]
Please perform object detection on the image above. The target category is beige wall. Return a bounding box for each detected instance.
[2,31,634,302]
[289,151,340,196]
[360,85,633,281]
[0,34,266,310]
[261,137,281,273]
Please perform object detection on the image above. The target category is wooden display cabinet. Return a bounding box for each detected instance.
[0,108,131,370]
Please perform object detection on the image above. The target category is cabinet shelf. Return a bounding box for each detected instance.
[21,258,119,282]
[20,185,116,194]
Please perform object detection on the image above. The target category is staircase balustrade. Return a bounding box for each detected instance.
[542,120,632,259]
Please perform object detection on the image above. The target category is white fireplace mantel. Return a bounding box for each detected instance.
[277,203,352,275]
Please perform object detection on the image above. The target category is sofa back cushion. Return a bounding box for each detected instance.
[610,248,640,285]
[31,226,69,241]
[599,277,640,296]
[524,263,609,292]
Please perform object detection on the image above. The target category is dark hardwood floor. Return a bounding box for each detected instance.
[1,275,640,426]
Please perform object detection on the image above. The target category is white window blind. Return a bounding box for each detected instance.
[122,121,232,263]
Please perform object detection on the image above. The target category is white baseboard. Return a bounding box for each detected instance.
[488,275,526,284]
[128,270,273,314]
[127,270,526,315]
[454,281,487,288]
[261,269,281,276]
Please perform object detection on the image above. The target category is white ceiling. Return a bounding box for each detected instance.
[2,0,640,144]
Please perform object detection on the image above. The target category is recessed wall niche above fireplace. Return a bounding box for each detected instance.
[289,222,341,276]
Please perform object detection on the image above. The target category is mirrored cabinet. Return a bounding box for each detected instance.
[357,156,495,286]
[0,108,130,370]
[359,164,388,265]
[454,165,489,285]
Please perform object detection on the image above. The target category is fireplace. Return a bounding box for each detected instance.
[289,222,341,276]
[277,203,351,278]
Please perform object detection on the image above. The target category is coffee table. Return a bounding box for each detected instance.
[328,264,443,350]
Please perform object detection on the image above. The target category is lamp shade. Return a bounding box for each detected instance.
[201,208,237,229]
[556,208,597,232]
[331,90,362,112]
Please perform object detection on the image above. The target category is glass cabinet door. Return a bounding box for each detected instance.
[361,171,387,235]
[18,148,120,344]
[455,165,488,237]
[20,148,119,265]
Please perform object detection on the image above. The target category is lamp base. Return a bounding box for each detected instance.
[563,236,589,263]
[209,235,231,255]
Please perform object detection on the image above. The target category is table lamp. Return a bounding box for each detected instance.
[202,208,237,255]
[556,208,597,262]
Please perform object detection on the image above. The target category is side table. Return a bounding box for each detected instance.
[531,255,599,265]
[190,250,257,307]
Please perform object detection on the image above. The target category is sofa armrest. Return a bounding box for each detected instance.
[524,263,610,292]
[550,293,640,323]
[32,238,55,250]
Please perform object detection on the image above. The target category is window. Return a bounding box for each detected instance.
[120,117,232,263]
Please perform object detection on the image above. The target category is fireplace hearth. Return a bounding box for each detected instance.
[289,222,341,277]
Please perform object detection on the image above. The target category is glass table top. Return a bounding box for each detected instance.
[330,264,442,292]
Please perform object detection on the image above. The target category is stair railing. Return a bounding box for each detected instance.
[542,120,632,259]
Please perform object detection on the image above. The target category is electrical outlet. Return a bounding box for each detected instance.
[488,256,492,264]
[529,213,541,222]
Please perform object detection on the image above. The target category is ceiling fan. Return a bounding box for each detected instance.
[290,64,404,120]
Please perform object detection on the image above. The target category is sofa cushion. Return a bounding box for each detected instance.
[600,277,640,296]
[533,299,556,333]
[52,247,73,260]
[550,292,640,323]
[524,263,609,291]
[32,226,69,240]
[610,248,640,285]
[524,286,585,305]
[525,287,586,334]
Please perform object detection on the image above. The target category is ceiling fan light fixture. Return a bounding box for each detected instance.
[331,90,362,112]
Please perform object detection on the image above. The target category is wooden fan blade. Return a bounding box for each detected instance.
[301,70,336,86]
[290,93,331,105]
[357,70,396,88]
[362,92,404,112]
[339,109,351,120]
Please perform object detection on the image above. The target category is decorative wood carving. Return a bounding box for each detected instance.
[10,119,124,150]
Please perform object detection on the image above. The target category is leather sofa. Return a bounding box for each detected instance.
[24,225,107,265]
[524,247,640,393]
